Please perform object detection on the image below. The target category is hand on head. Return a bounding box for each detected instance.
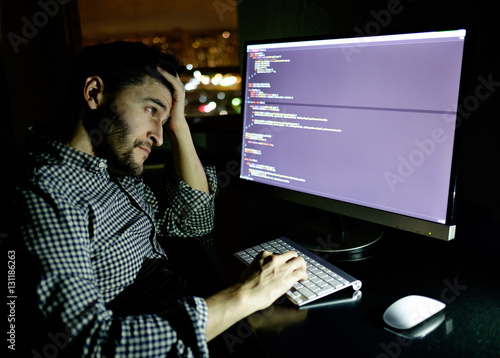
[156,67,187,133]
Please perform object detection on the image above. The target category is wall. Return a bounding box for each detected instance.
[0,0,75,235]
[0,0,75,155]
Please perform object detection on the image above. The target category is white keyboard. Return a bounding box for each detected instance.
[235,237,362,306]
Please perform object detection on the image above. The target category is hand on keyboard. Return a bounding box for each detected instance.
[235,237,362,306]
[204,246,308,341]
[236,249,308,311]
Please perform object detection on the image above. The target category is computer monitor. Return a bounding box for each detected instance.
[239,28,468,253]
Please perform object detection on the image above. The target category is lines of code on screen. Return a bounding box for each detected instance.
[240,34,465,223]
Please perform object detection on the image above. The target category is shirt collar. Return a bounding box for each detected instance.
[27,126,108,174]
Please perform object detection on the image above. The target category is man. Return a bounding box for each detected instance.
[14,41,307,357]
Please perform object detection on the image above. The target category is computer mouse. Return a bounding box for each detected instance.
[383,295,446,330]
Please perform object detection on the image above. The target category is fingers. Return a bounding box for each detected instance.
[258,250,274,266]
[239,250,309,311]
[285,253,308,282]
[258,250,308,281]
[155,67,187,129]
[156,67,184,96]
[156,66,177,80]
[259,250,301,266]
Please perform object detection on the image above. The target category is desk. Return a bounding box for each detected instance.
[213,190,500,358]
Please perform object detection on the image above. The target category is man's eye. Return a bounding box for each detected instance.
[147,107,157,115]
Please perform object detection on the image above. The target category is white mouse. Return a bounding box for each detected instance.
[383,295,446,330]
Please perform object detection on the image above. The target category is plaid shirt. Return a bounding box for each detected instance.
[15,128,217,357]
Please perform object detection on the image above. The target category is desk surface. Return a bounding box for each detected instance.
[250,234,499,358]
[213,191,500,358]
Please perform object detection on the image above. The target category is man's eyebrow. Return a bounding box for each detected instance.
[144,97,167,111]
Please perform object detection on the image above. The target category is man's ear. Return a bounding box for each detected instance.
[83,76,104,110]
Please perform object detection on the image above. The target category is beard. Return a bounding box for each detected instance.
[83,101,149,177]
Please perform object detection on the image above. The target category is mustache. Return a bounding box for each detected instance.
[134,141,152,151]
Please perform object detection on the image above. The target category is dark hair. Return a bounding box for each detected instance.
[73,41,181,95]
[56,41,182,141]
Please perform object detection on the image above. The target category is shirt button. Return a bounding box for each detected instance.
[98,161,106,168]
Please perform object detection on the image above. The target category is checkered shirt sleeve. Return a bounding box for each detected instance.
[143,166,217,238]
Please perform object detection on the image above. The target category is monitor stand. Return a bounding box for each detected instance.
[286,213,384,260]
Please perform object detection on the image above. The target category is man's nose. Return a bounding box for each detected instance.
[149,122,164,147]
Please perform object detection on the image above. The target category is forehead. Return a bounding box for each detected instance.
[120,75,173,106]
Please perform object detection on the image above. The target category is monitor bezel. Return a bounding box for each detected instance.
[239,26,473,241]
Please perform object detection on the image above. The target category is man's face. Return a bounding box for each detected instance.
[91,76,172,176]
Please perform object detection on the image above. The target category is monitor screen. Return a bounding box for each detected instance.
[239,29,467,243]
